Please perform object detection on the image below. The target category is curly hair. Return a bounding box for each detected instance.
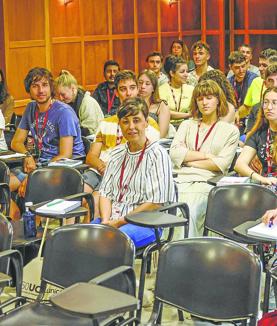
[138,69,161,104]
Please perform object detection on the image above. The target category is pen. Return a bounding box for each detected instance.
[47,199,64,207]
[268,219,273,228]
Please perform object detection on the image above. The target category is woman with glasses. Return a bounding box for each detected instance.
[235,87,277,186]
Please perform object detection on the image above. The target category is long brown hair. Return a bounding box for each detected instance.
[138,69,161,104]
[247,87,277,164]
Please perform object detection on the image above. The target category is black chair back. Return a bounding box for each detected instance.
[203,184,277,241]
[0,160,10,184]
[153,237,262,324]
[25,166,84,204]
[41,224,135,294]
[0,214,13,274]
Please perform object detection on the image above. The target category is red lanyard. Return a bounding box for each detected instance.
[170,86,183,112]
[116,124,123,146]
[107,89,116,114]
[195,121,218,151]
[35,109,49,150]
[266,128,275,175]
[118,140,148,203]
[233,79,244,106]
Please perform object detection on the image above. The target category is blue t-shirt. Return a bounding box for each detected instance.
[19,100,85,160]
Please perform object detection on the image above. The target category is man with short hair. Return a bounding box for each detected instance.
[236,48,277,122]
[228,51,258,134]
[227,44,260,78]
[92,60,120,116]
[145,51,168,86]
[83,70,160,196]
[10,67,85,204]
[189,41,213,84]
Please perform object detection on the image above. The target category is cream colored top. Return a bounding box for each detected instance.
[170,119,239,182]
[158,83,194,113]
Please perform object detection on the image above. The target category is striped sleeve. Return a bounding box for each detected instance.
[144,146,175,204]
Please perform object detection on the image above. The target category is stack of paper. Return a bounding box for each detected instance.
[247,222,277,240]
[36,199,81,214]
[48,158,82,167]
[217,176,249,186]
[0,152,26,159]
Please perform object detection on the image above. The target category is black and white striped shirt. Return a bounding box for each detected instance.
[99,141,176,219]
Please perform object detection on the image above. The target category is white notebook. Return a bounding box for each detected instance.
[217,176,249,186]
[48,158,82,167]
[36,199,81,214]
[247,222,277,240]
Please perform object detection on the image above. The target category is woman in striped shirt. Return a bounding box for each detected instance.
[96,97,175,248]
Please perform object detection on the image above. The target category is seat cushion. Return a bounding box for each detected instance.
[0,302,92,325]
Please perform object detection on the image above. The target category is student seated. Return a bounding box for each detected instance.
[170,80,239,237]
[159,55,194,124]
[92,60,121,116]
[83,70,160,199]
[0,69,14,125]
[235,87,277,186]
[55,70,104,136]
[93,97,175,248]
[9,67,85,218]
[138,69,170,138]
[199,69,237,124]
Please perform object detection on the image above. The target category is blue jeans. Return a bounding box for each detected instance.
[91,218,161,248]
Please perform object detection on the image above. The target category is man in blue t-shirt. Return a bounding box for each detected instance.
[10,67,85,195]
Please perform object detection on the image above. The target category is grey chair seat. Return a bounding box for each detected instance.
[0,302,92,325]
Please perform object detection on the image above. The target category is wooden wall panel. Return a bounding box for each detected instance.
[0,0,5,71]
[137,0,157,33]
[52,43,81,81]
[206,36,220,68]
[81,0,108,36]
[181,0,201,30]
[8,47,46,99]
[160,1,178,32]
[50,0,80,37]
[138,38,158,72]
[6,0,45,41]
[206,0,220,29]
[113,40,134,71]
[248,0,276,29]
[111,0,134,34]
[85,41,109,87]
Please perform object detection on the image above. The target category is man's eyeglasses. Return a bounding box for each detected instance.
[263,100,277,109]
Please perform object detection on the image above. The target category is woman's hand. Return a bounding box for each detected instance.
[262,208,277,225]
[23,156,36,174]
[258,176,277,186]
